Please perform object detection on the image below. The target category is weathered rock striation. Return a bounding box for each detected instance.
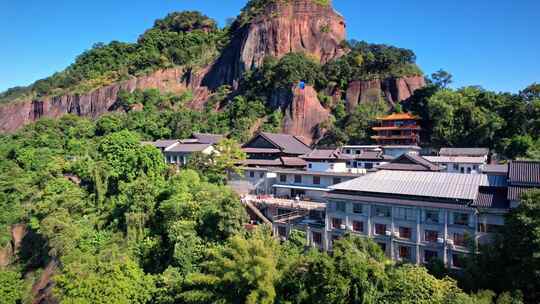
[0,68,210,133]
[203,0,347,89]
[282,85,330,144]
[345,75,426,111]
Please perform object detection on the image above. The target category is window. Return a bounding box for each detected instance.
[249,171,255,178]
[453,233,466,247]
[278,226,287,237]
[365,163,374,169]
[396,207,416,221]
[425,210,439,223]
[332,177,342,184]
[425,230,438,243]
[346,149,351,154]
[473,165,478,170]
[460,167,465,173]
[294,175,302,183]
[453,164,459,170]
[353,203,363,214]
[399,246,412,260]
[467,167,472,174]
[280,174,287,182]
[313,176,321,185]
[478,223,502,233]
[424,250,438,263]
[375,223,387,235]
[352,221,364,232]
[453,213,469,226]
[259,172,264,178]
[399,227,412,239]
[356,150,361,154]
[452,254,465,268]
[308,163,312,169]
[335,202,346,213]
[332,218,343,229]
[374,205,391,218]
[312,232,322,245]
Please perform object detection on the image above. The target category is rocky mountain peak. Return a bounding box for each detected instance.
[203,0,346,89]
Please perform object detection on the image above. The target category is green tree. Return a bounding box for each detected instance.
[0,269,24,304]
[181,229,279,304]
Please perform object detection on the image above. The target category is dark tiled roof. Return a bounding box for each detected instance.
[508,160,540,185]
[240,159,283,166]
[473,187,509,209]
[280,157,308,167]
[192,133,224,145]
[151,140,179,149]
[507,186,538,201]
[166,143,212,153]
[301,149,353,161]
[328,193,473,211]
[376,153,440,172]
[439,148,489,157]
[259,132,312,155]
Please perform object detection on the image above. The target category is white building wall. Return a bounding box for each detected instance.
[325,198,484,267]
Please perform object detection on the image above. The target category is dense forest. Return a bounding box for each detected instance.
[1,0,540,303]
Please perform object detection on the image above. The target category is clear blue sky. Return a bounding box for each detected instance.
[1,0,539,93]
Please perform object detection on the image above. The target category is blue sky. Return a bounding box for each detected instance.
[0,0,539,93]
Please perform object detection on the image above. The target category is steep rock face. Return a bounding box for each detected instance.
[0,224,27,267]
[203,0,346,89]
[346,75,425,111]
[282,85,330,144]
[0,68,209,132]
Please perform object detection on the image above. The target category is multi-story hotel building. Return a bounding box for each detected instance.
[324,170,508,268]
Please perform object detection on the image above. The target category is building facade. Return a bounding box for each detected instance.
[324,171,508,267]
[372,113,421,146]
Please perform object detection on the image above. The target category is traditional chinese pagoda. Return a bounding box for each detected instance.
[372,113,421,146]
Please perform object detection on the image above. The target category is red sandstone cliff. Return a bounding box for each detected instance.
[0,68,210,133]
[202,0,346,89]
[345,75,426,111]
[282,85,330,144]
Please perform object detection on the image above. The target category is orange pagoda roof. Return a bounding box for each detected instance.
[377,112,420,121]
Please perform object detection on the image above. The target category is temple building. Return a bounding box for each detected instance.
[372,113,421,146]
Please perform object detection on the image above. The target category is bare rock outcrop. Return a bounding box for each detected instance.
[203,0,346,89]
[0,68,209,133]
[282,85,330,144]
[346,75,426,111]
[0,224,27,267]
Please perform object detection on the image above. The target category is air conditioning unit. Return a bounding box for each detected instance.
[446,239,454,246]
[340,224,346,230]
[393,231,400,238]
[437,237,444,244]
[385,230,392,237]
[346,225,353,231]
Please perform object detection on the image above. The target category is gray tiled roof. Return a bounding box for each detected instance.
[507,186,538,201]
[166,143,212,153]
[482,164,508,175]
[354,151,393,161]
[423,156,486,164]
[376,153,440,171]
[260,132,312,155]
[192,133,224,145]
[439,148,489,157]
[330,170,500,201]
[301,149,353,161]
[508,160,540,185]
[151,140,179,149]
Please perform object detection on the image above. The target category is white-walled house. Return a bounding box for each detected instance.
[143,133,222,166]
[423,156,486,174]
